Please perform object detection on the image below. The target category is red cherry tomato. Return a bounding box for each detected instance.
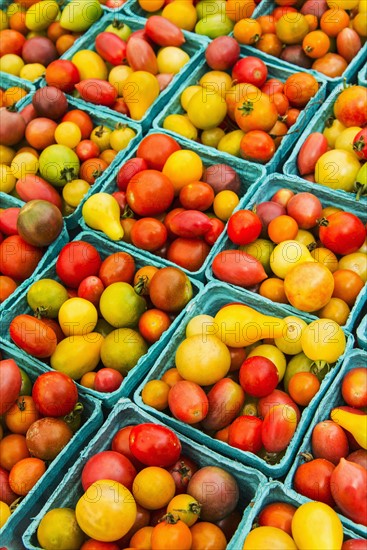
[228,416,263,453]
[32,371,78,417]
[129,423,181,467]
[94,368,123,393]
[0,359,22,415]
[232,56,268,87]
[95,32,127,66]
[126,170,174,216]
[56,241,102,288]
[81,450,137,491]
[227,210,262,245]
[239,356,279,398]
[116,157,148,192]
[137,133,181,171]
[131,218,167,252]
[319,212,366,255]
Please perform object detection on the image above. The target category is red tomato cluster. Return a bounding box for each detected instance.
[212,187,366,322]
[235,0,366,79]
[41,422,243,548]
[293,366,367,527]
[98,132,242,272]
[0,356,80,527]
[8,239,194,393]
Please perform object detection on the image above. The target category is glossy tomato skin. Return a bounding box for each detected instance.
[319,212,366,255]
[294,458,335,506]
[201,378,245,432]
[286,192,323,229]
[330,458,367,526]
[311,420,349,465]
[75,80,118,107]
[0,359,22,415]
[56,241,102,288]
[0,208,20,236]
[170,210,212,239]
[342,368,367,408]
[94,368,123,393]
[129,424,181,467]
[297,132,329,176]
[239,356,278,398]
[232,56,268,87]
[228,415,263,453]
[227,210,262,245]
[32,372,78,417]
[98,251,135,286]
[131,218,167,252]
[334,86,367,128]
[204,218,225,245]
[117,158,148,192]
[0,235,43,282]
[137,133,181,170]
[0,466,18,506]
[145,16,185,47]
[10,314,57,358]
[111,426,144,471]
[353,128,367,161]
[126,170,174,216]
[258,502,296,536]
[168,380,209,424]
[261,404,297,453]
[95,32,127,66]
[81,450,137,491]
[45,60,80,93]
[342,540,367,550]
[258,389,300,422]
[167,238,211,272]
[212,249,267,288]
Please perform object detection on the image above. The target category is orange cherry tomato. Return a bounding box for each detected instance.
[332,269,364,306]
[257,33,283,57]
[9,457,46,496]
[288,372,320,406]
[141,379,170,411]
[303,31,331,59]
[320,9,350,37]
[259,278,289,303]
[257,15,276,34]
[4,396,40,435]
[138,309,172,344]
[0,434,30,471]
[268,215,299,243]
[161,368,184,387]
[258,502,297,535]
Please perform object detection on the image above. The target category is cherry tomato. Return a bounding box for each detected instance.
[311,420,349,464]
[0,234,43,282]
[232,56,268,87]
[258,502,296,536]
[240,130,275,163]
[167,238,211,272]
[56,241,102,288]
[319,212,366,255]
[131,218,167,252]
[129,424,181,467]
[0,358,22,415]
[227,209,262,245]
[127,170,174,216]
[342,368,367,408]
[228,415,263,453]
[137,133,181,171]
[239,356,278,397]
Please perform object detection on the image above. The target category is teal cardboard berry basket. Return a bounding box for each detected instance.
[60,13,206,132]
[283,83,367,203]
[0,72,36,106]
[0,343,103,550]
[285,349,367,538]
[357,315,367,351]
[22,398,267,550]
[205,172,367,334]
[0,192,69,314]
[0,230,202,409]
[228,480,367,549]
[152,58,327,174]
[9,92,142,230]
[358,65,367,86]
[79,129,265,282]
[237,0,367,92]
[133,279,354,478]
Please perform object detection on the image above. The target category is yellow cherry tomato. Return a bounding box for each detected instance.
[19,63,45,81]
[291,501,343,550]
[243,526,297,549]
[315,149,361,192]
[334,126,362,157]
[0,164,16,193]
[0,54,24,75]
[157,46,190,74]
[323,118,346,148]
[327,0,358,8]
[213,190,239,221]
[58,297,98,337]
[62,179,90,208]
[218,129,245,156]
[199,70,233,99]
[181,85,202,111]
[185,314,216,338]
[109,126,136,151]
[338,252,367,282]
[132,467,175,510]
[108,65,134,96]
[55,121,82,148]
[0,145,16,166]
[139,0,165,11]
[301,318,346,363]
[11,152,39,179]
[201,127,226,148]
[274,316,307,355]
[187,89,227,130]
[163,114,198,140]
[162,149,203,193]
[37,508,85,550]
[90,125,111,151]
[162,1,197,30]
[0,501,10,528]
[72,49,108,81]
[3,86,27,106]
[167,494,201,526]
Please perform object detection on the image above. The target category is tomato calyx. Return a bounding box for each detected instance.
[353,135,366,153]
[160,513,181,524]
[112,19,127,30]
[60,167,77,183]
[6,104,18,113]
[94,125,108,138]
[121,205,135,219]
[115,122,127,130]
[16,397,26,412]
[307,241,317,252]
[299,452,314,462]
[171,461,191,481]
[134,276,149,296]
[33,306,50,319]
[310,360,331,380]
[62,402,84,432]
[237,101,254,117]
[324,116,335,128]
[261,451,284,465]
[92,169,103,179]
[317,217,329,227]
[354,181,367,202]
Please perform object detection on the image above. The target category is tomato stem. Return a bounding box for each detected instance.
[307,242,317,252]
[134,276,148,296]
[61,167,77,183]
[310,360,331,379]
[34,306,49,319]
[354,181,367,201]
[325,116,335,128]
[112,19,126,29]
[161,513,179,524]
[10,497,23,513]
[237,101,254,117]
[121,205,134,219]
[299,452,314,462]
[317,217,329,227]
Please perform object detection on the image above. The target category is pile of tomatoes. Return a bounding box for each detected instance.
[140,301,347,464]
[0,355,84,529]
[234,0,366,79]
[7,238,195,393]
[291,365,367,527]
[83,132,244,273]
[48,16,194,119]
[242,498,366,548]
[296,85,367,199]
[134,0,258,39]
[162,54,320,164]
[0,0,102,82]
[35,422,244,549]
[212,187,366,325]
[0,86,137,215]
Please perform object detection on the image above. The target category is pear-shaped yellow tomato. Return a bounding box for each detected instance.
[185,315,216,338]
[301,318,346,364]
[243,526,297,549]
[291,502,343,550]
[218,129,245,156]
[187,89,227,130]
[163,114,198,141]
[50,333,104,379]
[122,71,160,120]
[82,193,124,241]
[213,305,286,348]
[71,50,108,81]
[175,335,231,385]
[76,480,137,542]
